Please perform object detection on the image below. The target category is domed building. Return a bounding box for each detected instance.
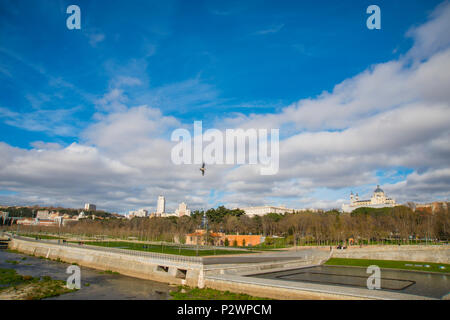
[342,185,397,213]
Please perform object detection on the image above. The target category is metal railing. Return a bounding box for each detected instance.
[14,235,203,264]
[9,231,255,252]
[141,241,251,252]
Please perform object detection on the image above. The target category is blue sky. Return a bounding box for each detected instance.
[0,0,449,212]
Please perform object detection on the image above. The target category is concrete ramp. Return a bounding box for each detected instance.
[204,249,330,276]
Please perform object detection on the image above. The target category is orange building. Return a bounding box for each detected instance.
[185,229,225,246]
[224,235,263,247]
[185,229,263,247]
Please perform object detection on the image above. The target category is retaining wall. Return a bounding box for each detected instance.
[332,245,450,264]
[9,238,203,286]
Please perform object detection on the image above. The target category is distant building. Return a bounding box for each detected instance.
[162,212,178,217]
[84,203,96,211]
[185,229,225,246]
[17,216,64,227]
[175,202,191,217]
[156,196,165,214]
[415,201,448,214]
[36,210,50,219]
[185,229,264,247]
[0,211,9,224]
[49,211,61,219]
[239,205,295,217]
[223,234,264,247]
[17,218,35,226]
[342,185,397,213]
[127,208,148,219]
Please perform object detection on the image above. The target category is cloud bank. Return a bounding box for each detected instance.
[0,2,449,212]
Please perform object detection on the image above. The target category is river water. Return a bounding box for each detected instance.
[2,249,449,299]
[251,265,450,299]
[0,250,173,300]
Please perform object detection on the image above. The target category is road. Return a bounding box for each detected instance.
[202,248,324,265]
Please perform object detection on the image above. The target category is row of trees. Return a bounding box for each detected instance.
[7,204,449,245]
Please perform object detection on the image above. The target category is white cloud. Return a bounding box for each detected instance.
[253,24,285,35]
[87,32,105,47]
[111,76,142,87]
[83,105,179,153]
[94,88,128,113]
[406,0,450,61]
[0,2,449,211]
[0,106,80,136]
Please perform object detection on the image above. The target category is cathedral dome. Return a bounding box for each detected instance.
[374,185,384,193]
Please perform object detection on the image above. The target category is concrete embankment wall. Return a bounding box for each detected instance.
[202,250,342,300]
[332,245,450,264]
[204,276,363,300]
[9,239,202,286]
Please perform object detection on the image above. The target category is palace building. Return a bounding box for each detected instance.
[342,185,397,213]
[239,205,295,217]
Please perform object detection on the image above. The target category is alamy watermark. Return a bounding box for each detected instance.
[171,121,279,175]
[66,265,81,289]
[66,5,81,30]
[366,265,381,290]
[367,5,381,30]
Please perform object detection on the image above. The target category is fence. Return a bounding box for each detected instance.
[8,231,254,251]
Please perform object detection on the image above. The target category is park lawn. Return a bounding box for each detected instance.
[20,233,65,240]
[325,258,450,274]
[0,267,76,300]
[73,241,252,256]
[170,286,270,300]
[0,267,26,287]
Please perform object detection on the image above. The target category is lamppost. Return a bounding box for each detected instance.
[196,234,199,256]
[202,212,208,246]
[16,210,22,237]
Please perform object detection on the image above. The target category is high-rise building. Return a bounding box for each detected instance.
[84,203,96,211]
[175,202,191,217]
[156,196,165,214]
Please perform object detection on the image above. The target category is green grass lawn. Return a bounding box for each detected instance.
[98,270,120,275]
[170,286,270,300]
[325,258,450,274]
[71,241,252,256]
[0,267,27,287]
[20,233,65,240]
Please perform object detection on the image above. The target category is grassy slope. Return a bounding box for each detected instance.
[75,241,251,256]
[170,286,270,300]
[325,258,450,274]
[0,267,76,300]
[20,233,65,240]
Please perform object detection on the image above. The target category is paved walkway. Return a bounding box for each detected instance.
[203,248,321,265]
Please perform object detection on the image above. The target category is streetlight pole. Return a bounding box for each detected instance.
[196,235,199,256]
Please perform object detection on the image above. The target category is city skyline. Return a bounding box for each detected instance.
[0,0,449,213]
